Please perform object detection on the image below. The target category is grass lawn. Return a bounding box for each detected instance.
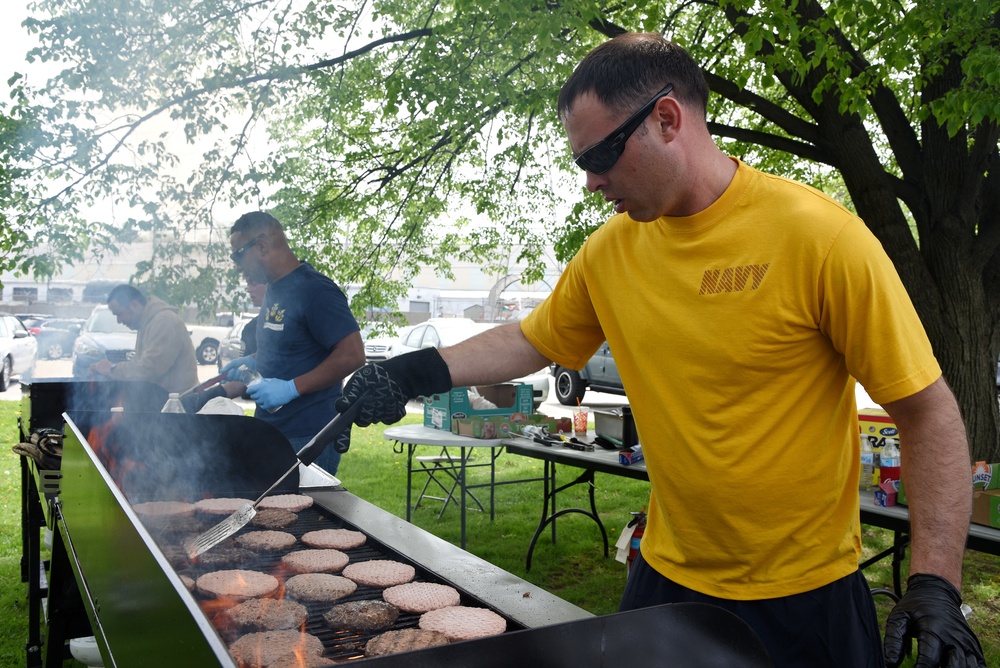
[1,401,997,666]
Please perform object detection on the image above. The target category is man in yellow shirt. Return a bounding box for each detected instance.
[339,33,983,668]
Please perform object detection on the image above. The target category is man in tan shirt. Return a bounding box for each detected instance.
[90,284,199,394]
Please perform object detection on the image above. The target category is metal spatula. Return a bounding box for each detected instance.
[184,395,367,558]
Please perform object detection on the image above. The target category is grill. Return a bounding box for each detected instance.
[21,379,772,667]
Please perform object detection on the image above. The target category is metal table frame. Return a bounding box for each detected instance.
[383,424,543,549]
[857,493,1000,597]
[503,434,648,570]
[504,437,1000,589]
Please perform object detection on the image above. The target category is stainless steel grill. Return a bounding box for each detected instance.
[21,378,772,667]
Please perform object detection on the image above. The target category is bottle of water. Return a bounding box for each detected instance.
[880,438,901,485]
[237,364,282,413]
[859,435,875,491]
[161,393,186,413]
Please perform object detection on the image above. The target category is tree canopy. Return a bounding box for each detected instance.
[5,0,1000,458]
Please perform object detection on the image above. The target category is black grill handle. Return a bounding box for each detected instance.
[294,392,368,466]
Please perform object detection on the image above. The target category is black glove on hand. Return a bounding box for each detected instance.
[179,385,227,414]
[336,348,452,427]
[884,573,985,667]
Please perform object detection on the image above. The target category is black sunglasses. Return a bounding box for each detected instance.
[230,234,263,264]
[573,84,674,174]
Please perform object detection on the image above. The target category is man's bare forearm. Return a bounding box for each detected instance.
[440,322,551,387]
[883,376,972,588]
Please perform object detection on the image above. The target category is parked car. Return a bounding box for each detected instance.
[71,305,137,379]
[215,315,257,372]
[363,325,414,362]
[16,313,51,333]
[551,341,627,405]
[188,313,251,365]
[34,318,85,359]
[0,312,38,391]
[388,318,550,408]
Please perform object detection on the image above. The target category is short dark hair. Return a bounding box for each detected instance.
[558,33,709,121]
[107,284,146,307]
[231,211,283,237]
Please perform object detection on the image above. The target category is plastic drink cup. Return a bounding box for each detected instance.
[572,407,589,435]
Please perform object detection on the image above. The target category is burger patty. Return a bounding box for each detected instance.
[223,597,308,632]
[284,574,357,603]
[301,528,366,550]
[196,569,279,602]
[342,560,415,588]
[234,530,297,552]
[418,605,507,641]
[258,493,314,512]
[268,654,336,668]
[196,544,258,568]
[228,630,323,667]
[133,500,195,518]
[281,549,350,574]
[383,582,461,613]
[364,628,450,657]
[323,600,400,632]
[250,508,298,529]
[194,497,252,515]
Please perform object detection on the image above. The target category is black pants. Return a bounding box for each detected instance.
[621,552,886,668]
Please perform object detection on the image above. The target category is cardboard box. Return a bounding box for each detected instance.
[858,408,899,450]
[452,415,515,439]
[424,383,533,430]
[972,489,1000,529]
[874,480,898,506]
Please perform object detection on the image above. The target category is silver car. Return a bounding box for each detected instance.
[0,312,38,391]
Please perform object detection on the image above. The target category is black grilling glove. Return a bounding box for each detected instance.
[884,573,985,667]
[335,348,453,428]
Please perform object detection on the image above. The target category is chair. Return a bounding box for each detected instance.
[412,448,487,518]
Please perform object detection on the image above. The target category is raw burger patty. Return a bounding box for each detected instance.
[228,630,323,667]
[235,530,296,552]
[133,500,194,518]
[301,528,366,550]
[281,549,350,574]
[284,574,357,603]
[383,582,461,613]
[224,597,308,632]
[323,600,399,632]
[258,494,314,512]
[251,508,298,529]
[365,628,450,657]
[194,497,252,515]
[196,569,279,601]
[419,606,507,641]
[342,560,415,588]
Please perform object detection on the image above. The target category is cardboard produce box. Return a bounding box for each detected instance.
[424,383,533,430]
[972,489,1000,529]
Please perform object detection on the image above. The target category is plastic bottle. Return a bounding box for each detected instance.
[859,435,875,491]
[161,393,186,413]
[880,438,901,485]
[238,364,282,413]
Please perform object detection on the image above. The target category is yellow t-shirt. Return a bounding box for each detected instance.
[521,159,940,599]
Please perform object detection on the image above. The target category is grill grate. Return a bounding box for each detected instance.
[142,497,521,663]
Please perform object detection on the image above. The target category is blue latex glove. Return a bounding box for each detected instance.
[247,377,299,412]
[220,355,255,381]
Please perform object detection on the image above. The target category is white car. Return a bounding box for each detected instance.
[71,305,137,379]
[0,312,38,391]
[388,318,550,408]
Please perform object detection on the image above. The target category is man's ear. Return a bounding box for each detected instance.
[652,95,682,141]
